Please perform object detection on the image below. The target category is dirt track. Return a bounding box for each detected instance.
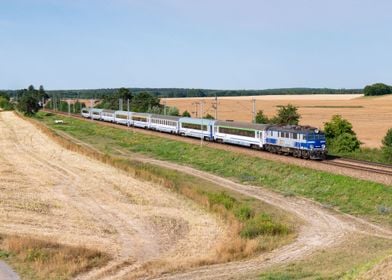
[0,261,20,280]
[2,111,392,279]
[0,111,226,279]
[113,152,392,279]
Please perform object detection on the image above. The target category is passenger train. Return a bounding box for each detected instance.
[81,108,327,160]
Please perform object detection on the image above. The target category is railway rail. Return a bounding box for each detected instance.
[43,110,392,179]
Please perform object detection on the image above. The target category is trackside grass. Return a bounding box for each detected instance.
[34,112,392,226]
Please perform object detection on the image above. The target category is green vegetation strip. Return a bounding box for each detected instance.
[35,112,392,225]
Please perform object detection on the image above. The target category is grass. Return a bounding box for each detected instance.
[259,235,392,280]
[0,235,110,280]
[26,112,295,267]
[331,147,392,165]
[33,112,392,227]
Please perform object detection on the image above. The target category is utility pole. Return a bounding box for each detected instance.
[163,100,167,115]
[68,100,71,116]
[192,102,199,118]
[252,98,256,123]
[119,98,123,111]
[200,100,204,146]
[212,94,219,120]
[90,99,93,119]
[127,99,130,127]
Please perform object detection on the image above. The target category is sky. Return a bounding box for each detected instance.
[1,0,392,90]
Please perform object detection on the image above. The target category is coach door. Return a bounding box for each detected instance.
[257,131,263,145]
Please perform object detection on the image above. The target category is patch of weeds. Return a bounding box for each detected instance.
[0,250,10,258]
[241,214,290,239]
[233,204,254,221]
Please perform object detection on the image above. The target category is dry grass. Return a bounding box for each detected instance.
[25,113,294,277]
[162,94,392,148]
[260,234,392,280]
[0,235,109,280]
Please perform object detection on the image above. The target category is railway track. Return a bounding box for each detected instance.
[323,159,392,177]
[43,110,392,178]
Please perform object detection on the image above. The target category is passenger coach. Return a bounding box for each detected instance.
[214,121,270,149]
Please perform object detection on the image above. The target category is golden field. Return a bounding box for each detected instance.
[162,94,392,148]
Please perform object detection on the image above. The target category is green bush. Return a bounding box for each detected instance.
[234,204,254,221]
[241,214,289,239]
[382,128,392,162]
[206,191,236,210]
[0,96,14,110]
[330,132,360,153]
[324,115,360,153]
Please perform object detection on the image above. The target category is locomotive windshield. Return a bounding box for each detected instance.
[305,133,325,141]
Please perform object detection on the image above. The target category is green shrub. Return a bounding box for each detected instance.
[234,204,254,221]
[206,191,236,210]
[330,132,360,153]
[241,214,289,239]
[382,128,392,162]
[324,115,360,153]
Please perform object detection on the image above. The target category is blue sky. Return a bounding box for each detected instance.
[1,0,392,90]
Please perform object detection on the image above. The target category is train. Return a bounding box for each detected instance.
[81,108,327,160]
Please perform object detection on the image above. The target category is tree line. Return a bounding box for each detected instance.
[2,87,362,99]
[364,83,392,96]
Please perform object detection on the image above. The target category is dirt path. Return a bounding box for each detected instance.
[109,151,392,279]
[0,261,20,280]
[0,111,226,279]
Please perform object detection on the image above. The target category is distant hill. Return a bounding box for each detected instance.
[4,87,362,99]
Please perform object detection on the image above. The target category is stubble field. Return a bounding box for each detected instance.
[162,94,392,148]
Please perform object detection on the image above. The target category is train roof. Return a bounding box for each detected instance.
[179,117,215,125]
[267,125,323,134]
[215,120,270,131]
[102,109,115,113]
[132,112,151,117]
[114,110,130,114]
[150,114,181,121]
[91,108,103,112]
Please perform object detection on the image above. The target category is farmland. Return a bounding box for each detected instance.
[162,94,392,148]
[3,109,392,279]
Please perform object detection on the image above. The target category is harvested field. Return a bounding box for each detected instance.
[0,111,227,279]
[162,94,392,148]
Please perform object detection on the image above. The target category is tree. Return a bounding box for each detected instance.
[0,96,13,110]
[148,106,162,114]
[364,83,392,96]
[131,92,161,112]
[38,85,49,103]
[204,113,215,119]
[274,104,300,125]
[97,88,133,110]
[255,110,269,124]
[0,91,10,101]
[16,91,40,115]
[382,128,392,162]
[167,106,180,116]
[182,110,191,117]
[324,115,360,153]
